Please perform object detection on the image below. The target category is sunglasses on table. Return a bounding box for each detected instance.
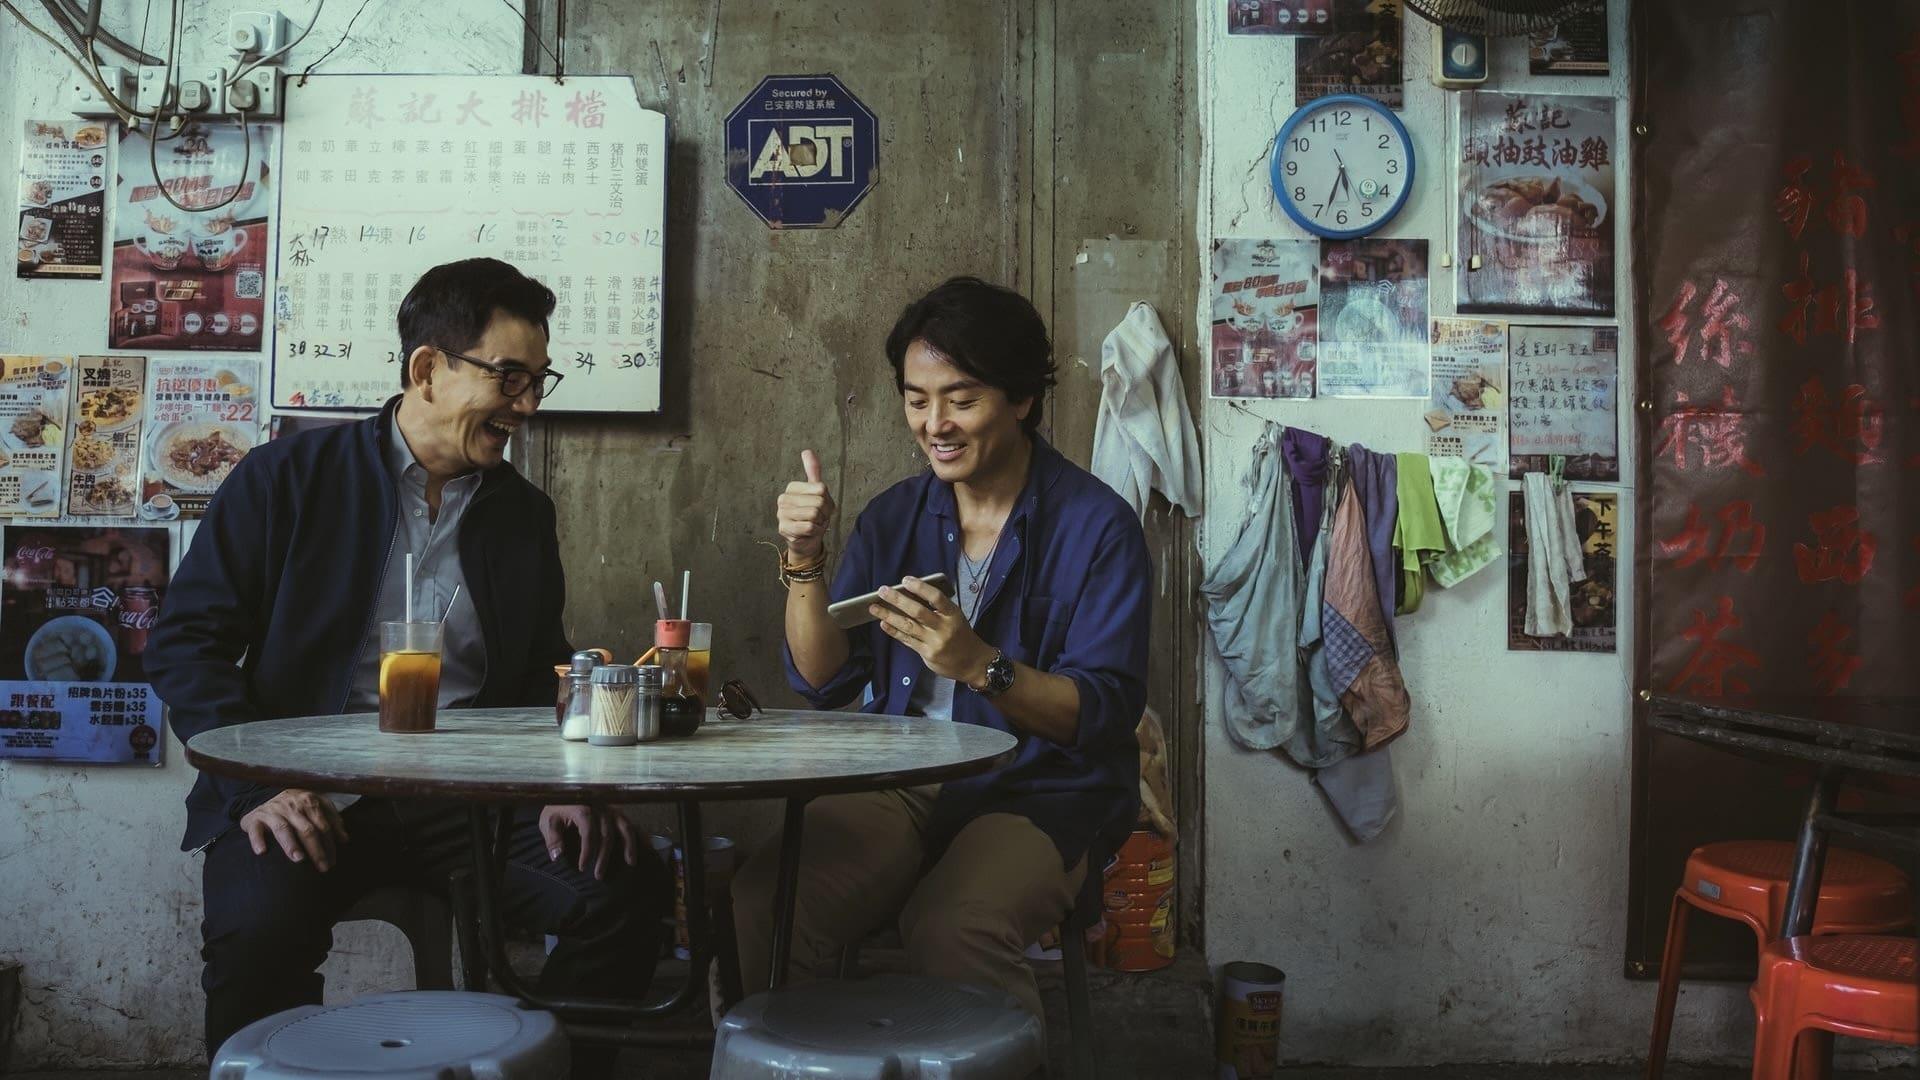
[437,346,565,400]
[717,679,763,721]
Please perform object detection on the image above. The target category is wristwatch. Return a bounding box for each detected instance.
[973,650,1016,699]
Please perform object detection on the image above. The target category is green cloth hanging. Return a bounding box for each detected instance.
[1393,452,1447,614]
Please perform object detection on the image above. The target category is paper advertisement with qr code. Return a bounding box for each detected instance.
[65,355,147,518]
[109,122,273,352]
[0,356,72,518]
[138,357,261,518]
[0,525,170,764]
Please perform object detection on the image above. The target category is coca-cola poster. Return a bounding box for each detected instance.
[0,525,169,764]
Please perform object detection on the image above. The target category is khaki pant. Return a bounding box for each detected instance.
[732,786,1086,1018]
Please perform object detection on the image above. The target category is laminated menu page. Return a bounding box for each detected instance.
[65,355,147,518]
[138,357,260,518]
[0,356,72,517]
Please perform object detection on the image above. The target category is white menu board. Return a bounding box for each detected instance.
[273,75,666,412]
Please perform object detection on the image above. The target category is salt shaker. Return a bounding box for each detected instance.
[560,650,604,741]
[588,664,640,747]
[635,664,665,742]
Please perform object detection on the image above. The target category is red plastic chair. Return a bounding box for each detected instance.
[1646,841,1912,1080]
[1749,934,1917,1080]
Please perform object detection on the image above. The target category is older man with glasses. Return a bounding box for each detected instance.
[150,257,669,1078]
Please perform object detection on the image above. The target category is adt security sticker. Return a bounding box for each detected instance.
[726,74,878,229]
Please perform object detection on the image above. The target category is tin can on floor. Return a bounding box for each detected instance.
[1216,960,1284,1079]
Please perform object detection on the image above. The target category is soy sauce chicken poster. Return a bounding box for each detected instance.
[0,525,170,764]
[1457,92,1616,316]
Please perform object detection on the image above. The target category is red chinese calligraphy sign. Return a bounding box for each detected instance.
[1629,0,1920,977]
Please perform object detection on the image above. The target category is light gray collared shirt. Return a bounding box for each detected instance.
[344,420,488,711]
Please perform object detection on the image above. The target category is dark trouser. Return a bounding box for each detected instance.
[200,798,668,1077]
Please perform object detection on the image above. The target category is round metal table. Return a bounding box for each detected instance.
[186,707,1018,1047]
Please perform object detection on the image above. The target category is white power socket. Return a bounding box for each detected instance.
[227,11,289,59]
[225,67,282,119]
[138,67,227,115]
[69,64,134,118]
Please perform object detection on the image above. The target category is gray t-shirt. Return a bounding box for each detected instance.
[906,548,991,722]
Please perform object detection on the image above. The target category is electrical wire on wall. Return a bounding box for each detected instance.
[0,0,139,124]
[228,0,323,87]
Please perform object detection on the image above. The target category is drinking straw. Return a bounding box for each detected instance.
[438,585,461,626]
[680,570,690,621]
[652,581,670,622]
[405,554,415,623]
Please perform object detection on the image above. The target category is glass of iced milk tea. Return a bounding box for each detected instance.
[379,621,442,733]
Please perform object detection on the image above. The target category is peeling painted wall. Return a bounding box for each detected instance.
[0,2,526,1065]
[1194,3,1903,1068]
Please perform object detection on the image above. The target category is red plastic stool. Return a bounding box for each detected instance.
[1646,841,1912,1080]
[1749,935,1917,1080]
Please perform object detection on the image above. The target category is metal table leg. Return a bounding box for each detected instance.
[768,795,810,990]
[1780,766,1842,938]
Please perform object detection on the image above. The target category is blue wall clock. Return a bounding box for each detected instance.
[1270,94,1415,239]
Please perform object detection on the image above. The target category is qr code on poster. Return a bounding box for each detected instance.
[234,269,263,299]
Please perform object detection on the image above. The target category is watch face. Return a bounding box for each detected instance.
[1272,95,1414,239]
[985,654,1016,694]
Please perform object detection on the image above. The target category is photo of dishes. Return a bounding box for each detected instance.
[18,118,108,280]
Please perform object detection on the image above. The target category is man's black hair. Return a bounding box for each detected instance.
[396,258,556,388]
[884,276,1056,434]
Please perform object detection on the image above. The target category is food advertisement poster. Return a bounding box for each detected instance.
[1316,237,1429,397]
[0,525,169,763]
[1457,92,1615,316]
[17,118,109,279]
[65,356,146,518]
[1529,7,1609,76]
[1210,238,1319,399]
[1507,489,1617,653]
[0,355,71,517]
[139,357,259,518]
[110,122,274,352]
[1295,0,1404,109]
[1425,318,1506,466]
[1227,0,1335,34]
[1508,324,1618,481]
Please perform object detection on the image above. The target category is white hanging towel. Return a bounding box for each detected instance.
[1091,301,1204,519]
[1523,471,1587,638]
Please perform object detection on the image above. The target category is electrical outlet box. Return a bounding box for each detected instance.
[225,67,282,119]
[1431,26,1489,89]
[227,11,288,58]
[136,65,171,113]
[179,67,227,113]
[69,64,134,118]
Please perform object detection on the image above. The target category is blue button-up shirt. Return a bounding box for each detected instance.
[785,437,1149,868]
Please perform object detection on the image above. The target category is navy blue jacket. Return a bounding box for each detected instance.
[150,398,572,851]
[784,437,1148,869]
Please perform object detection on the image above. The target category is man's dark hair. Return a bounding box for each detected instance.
[884,276,1056,435]
[396,258,556,388]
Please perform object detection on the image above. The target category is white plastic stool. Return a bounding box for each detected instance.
[712,974,1044,1079]
[210,991,569,1080]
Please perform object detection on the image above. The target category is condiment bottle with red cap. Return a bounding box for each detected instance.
[654,619,705,737]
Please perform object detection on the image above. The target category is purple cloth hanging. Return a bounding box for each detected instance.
[1344,443,1399,646]
[1281,427,1330,565]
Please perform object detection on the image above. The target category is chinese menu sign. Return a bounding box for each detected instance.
[1508,325,1618,481]
[0,356,71,517]
[274,75,666,412]
[139,357,261,518]
[1457,92,1616,316]
[0,525,169,764]
[17,118,108,279]
[110,123,274,352]
[1209,238,1318,399]
[65,355,147,518]
[1425,318,1505,467]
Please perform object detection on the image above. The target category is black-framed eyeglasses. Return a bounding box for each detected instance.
[438,346,565,401]
[718,679,763,721]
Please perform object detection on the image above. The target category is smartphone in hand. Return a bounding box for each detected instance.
[826,573,954,630]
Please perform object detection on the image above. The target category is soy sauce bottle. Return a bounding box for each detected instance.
[654,619,704,737]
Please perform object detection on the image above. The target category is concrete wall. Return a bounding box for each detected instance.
[0,2,525,1065]
[1193,5,1908,1068]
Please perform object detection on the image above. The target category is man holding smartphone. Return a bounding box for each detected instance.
[733,276,1151,1019]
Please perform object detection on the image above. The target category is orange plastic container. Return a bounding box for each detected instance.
[1097,828,1176,972]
